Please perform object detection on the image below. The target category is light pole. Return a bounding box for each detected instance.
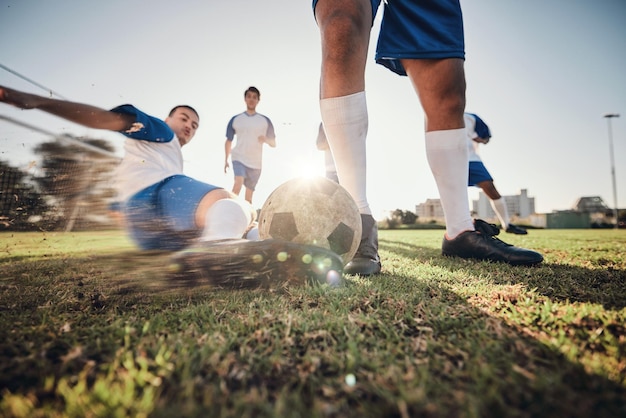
[604,113,620,228]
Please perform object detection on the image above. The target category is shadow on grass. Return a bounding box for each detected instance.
[0,248,300,311]
[0,250,187,307]
[1,243,625,416]
[379,238,626,310]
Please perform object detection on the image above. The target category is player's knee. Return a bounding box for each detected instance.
[425,94,465,128]
[210,188,235,200]
[438,89,465,117]
[320,13,368,61]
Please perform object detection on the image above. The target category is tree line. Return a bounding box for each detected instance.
[0,137,119,231]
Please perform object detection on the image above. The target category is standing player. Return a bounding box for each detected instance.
[0,85,343,286]
[224,86,276,204]
[316,122,339,183]
[465,113,528,234]
[313,0,543,270]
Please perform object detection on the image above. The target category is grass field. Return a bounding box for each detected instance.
[0,229,625,417]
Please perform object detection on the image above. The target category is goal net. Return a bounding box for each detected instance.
[0,115,123,232]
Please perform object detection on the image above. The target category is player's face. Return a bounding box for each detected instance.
[245,92,259,111]
[167,108,199,146]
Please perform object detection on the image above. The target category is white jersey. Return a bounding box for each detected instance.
[464,112,491,163]
[111,105,184,202]
[226,112,275,169]
[115,139,183,201]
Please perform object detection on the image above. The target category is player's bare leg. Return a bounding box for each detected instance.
[402,58,540,265]
[402,58,472,238]
[244,187,254,205]
[478,181,528,235]
[232,176,244,196]
[316,0,381,276]
[478,180,501,201]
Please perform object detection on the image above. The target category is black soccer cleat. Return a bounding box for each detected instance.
[442,222,543,266]
[344,214,382,276]
[168,239,344,289]
[505,223,528,235]
[473,218,500,236]
[344,257,382,276]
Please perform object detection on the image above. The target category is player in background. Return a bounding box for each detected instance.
[316,122,339,183]
[465,113,528,235]
[313,0,543,270]
[0,85,343,286]
[319,112,528,235]
[224,86,276,205]
[0,85,254,250]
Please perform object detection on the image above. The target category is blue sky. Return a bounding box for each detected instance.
[1,0,624,218]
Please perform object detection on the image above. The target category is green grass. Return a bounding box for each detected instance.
[0,229,625,417]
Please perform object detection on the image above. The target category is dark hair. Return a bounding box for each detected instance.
[244,86,260,98]
[169,105,199,120]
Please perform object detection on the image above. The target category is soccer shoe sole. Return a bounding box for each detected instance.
[168,239,344,289]
[442,231,543,266]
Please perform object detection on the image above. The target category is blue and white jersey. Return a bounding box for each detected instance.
[226,112,275,169]
[112,105,184,201]
[464,113,491,163]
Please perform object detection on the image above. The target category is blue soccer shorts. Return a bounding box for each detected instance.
[468,161,494,186]
[312,0,465,76]
[123,175,221,251]
[232,160,262,191]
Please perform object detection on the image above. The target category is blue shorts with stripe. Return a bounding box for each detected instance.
[123,175,220,251]
[312,0,464,76]
[468,161,493,186]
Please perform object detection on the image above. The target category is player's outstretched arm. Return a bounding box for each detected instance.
[0,85,134,132]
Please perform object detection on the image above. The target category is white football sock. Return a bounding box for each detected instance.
[244,225,260,241]
[490,198,510,228]
[201,198,253,241]
[320,92,371,215]
[324,149,338,182]
[425,128,474,239]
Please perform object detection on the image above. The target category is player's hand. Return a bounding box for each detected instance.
[224,161,230,173]
[258,135,266,143]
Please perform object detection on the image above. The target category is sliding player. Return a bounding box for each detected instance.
[0,85,343,287]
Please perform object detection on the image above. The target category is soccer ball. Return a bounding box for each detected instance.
[258,177,362,263]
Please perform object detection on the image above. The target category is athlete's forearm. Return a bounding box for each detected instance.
[223,140,232,172]
[0,86,134,131]
[259,135,276,148]
[224,140,232,160]
[265,137,276,147]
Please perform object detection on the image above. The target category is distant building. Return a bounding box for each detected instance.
[543,211,591,229]
[552,196,615,228]
[416,189,536,223]
[415,198,445,221]
[532,196,616,229]
[415,192,619,229]
[472,189,536,220]
[572,196,610,213]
